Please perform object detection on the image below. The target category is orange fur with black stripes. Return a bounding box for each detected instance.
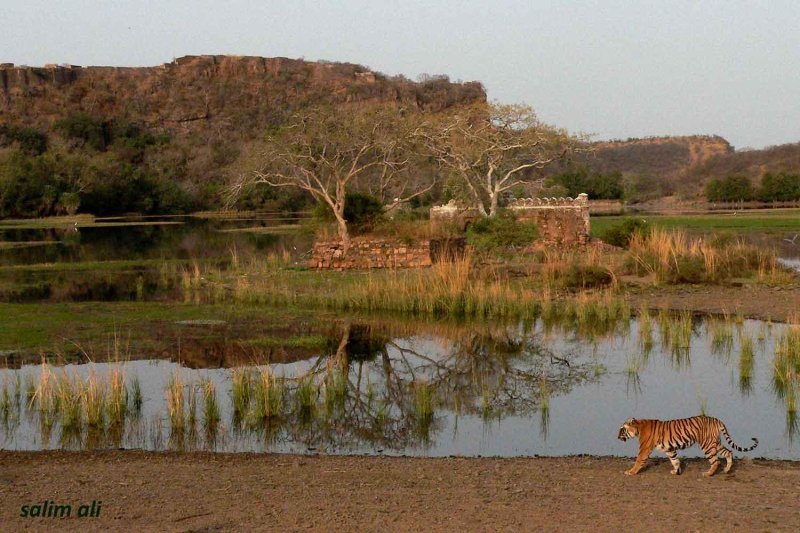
[617,415,758,476]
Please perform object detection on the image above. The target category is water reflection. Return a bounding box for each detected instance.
[2,314,799,458]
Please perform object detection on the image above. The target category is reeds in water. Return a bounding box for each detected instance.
[231,368,254,423]
[56,372,82,431]
[412,380,434,428]
[107,367,127,426]
[166,371,185,433]
[130,375,143,415]
[637,305,653,352]
[323,368,347,416]
[708,314,734,356]
[295,376,318,420]
[738,334,755,393]
[773,327,800,401]
[250,368,285,424]
[201,378,221,431]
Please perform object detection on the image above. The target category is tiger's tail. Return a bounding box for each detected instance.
[720,423,758,452]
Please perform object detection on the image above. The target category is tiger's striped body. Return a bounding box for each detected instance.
[617,416,758,476]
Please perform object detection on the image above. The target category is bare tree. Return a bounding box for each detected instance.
[228,104,434,252]
[419,102,580,217]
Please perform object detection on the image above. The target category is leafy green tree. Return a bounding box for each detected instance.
[705,175,754,202]
[547,166,623,200]
[757,172,800,202]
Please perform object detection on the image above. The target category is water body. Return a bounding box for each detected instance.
[1,214,797,458]
[1,316,796,459]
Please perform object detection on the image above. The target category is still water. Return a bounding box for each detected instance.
[1,316,796,459]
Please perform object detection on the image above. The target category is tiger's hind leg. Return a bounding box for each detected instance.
[719,446,734,473]
[702,440,721,477]
[665,449,682,475]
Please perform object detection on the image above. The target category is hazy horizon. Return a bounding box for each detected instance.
[3,0,799,150]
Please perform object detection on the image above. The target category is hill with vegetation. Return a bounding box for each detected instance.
[0,55,485,217]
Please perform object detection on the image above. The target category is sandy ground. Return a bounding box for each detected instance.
[1,452,800,532]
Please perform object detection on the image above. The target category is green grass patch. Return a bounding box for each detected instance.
[243,335,329,350]
[592,210,800,237]
[0,301,326,356]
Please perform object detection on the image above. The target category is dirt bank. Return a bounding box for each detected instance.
[625,284,800,322]
[1,452,799,532]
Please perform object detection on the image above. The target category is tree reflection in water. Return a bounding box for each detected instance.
[226,320,605,453]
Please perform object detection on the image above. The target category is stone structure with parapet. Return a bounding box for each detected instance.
[430,193,590,246]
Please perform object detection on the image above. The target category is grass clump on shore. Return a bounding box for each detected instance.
[627,228,778,284]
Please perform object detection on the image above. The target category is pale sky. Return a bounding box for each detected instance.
[2,0,800,149]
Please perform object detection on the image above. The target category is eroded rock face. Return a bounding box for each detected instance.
[0,55,486,133]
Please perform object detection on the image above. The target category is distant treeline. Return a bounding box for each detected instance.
[0,114,310,218]
[705,173,800,202]
[543,166,666,202]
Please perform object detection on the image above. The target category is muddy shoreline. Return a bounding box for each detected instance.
[2,451,799,531]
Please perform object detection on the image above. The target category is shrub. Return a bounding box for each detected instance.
[562,264,614,288]
[344,192,384,233]
[466,212,538,253]
[600,217,651,248]
[0,125,48,155]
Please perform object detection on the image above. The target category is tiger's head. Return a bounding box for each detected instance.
[618,418,638,441]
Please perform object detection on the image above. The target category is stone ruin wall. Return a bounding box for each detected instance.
[311,194,590,270]
[310,237,433,270]
[429,193,590,246]
[508,193,590,245]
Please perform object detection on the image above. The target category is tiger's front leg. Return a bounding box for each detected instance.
[664,449,682,475]
[625,443,653,475]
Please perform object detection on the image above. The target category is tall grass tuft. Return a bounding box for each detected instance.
[129,375,143,415]
[230,368,253,423]
[708,314,734,356]
[637,305,653,352]
[30,362,57,428]
[627,228,776,284]
[323,368,348,416]
[166,371,185,434]
[56,372,82,431]
[738,334,755,394]
[412,380,434,429]
[295,375,318,420]
[187,382,198,433]
[107,366,128,426]
[201,378,221,431]
[82,370,106,429]
[773,326,800,402]
[249,368,285,424]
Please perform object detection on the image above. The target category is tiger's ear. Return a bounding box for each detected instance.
[626,418,636,425]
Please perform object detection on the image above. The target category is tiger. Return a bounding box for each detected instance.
[617,416,758,477]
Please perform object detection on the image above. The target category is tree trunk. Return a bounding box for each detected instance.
[334,210,351,253]
[488,188,500,217]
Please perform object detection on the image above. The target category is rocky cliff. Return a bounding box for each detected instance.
[587,135,733,179]
[1,55,485,135]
